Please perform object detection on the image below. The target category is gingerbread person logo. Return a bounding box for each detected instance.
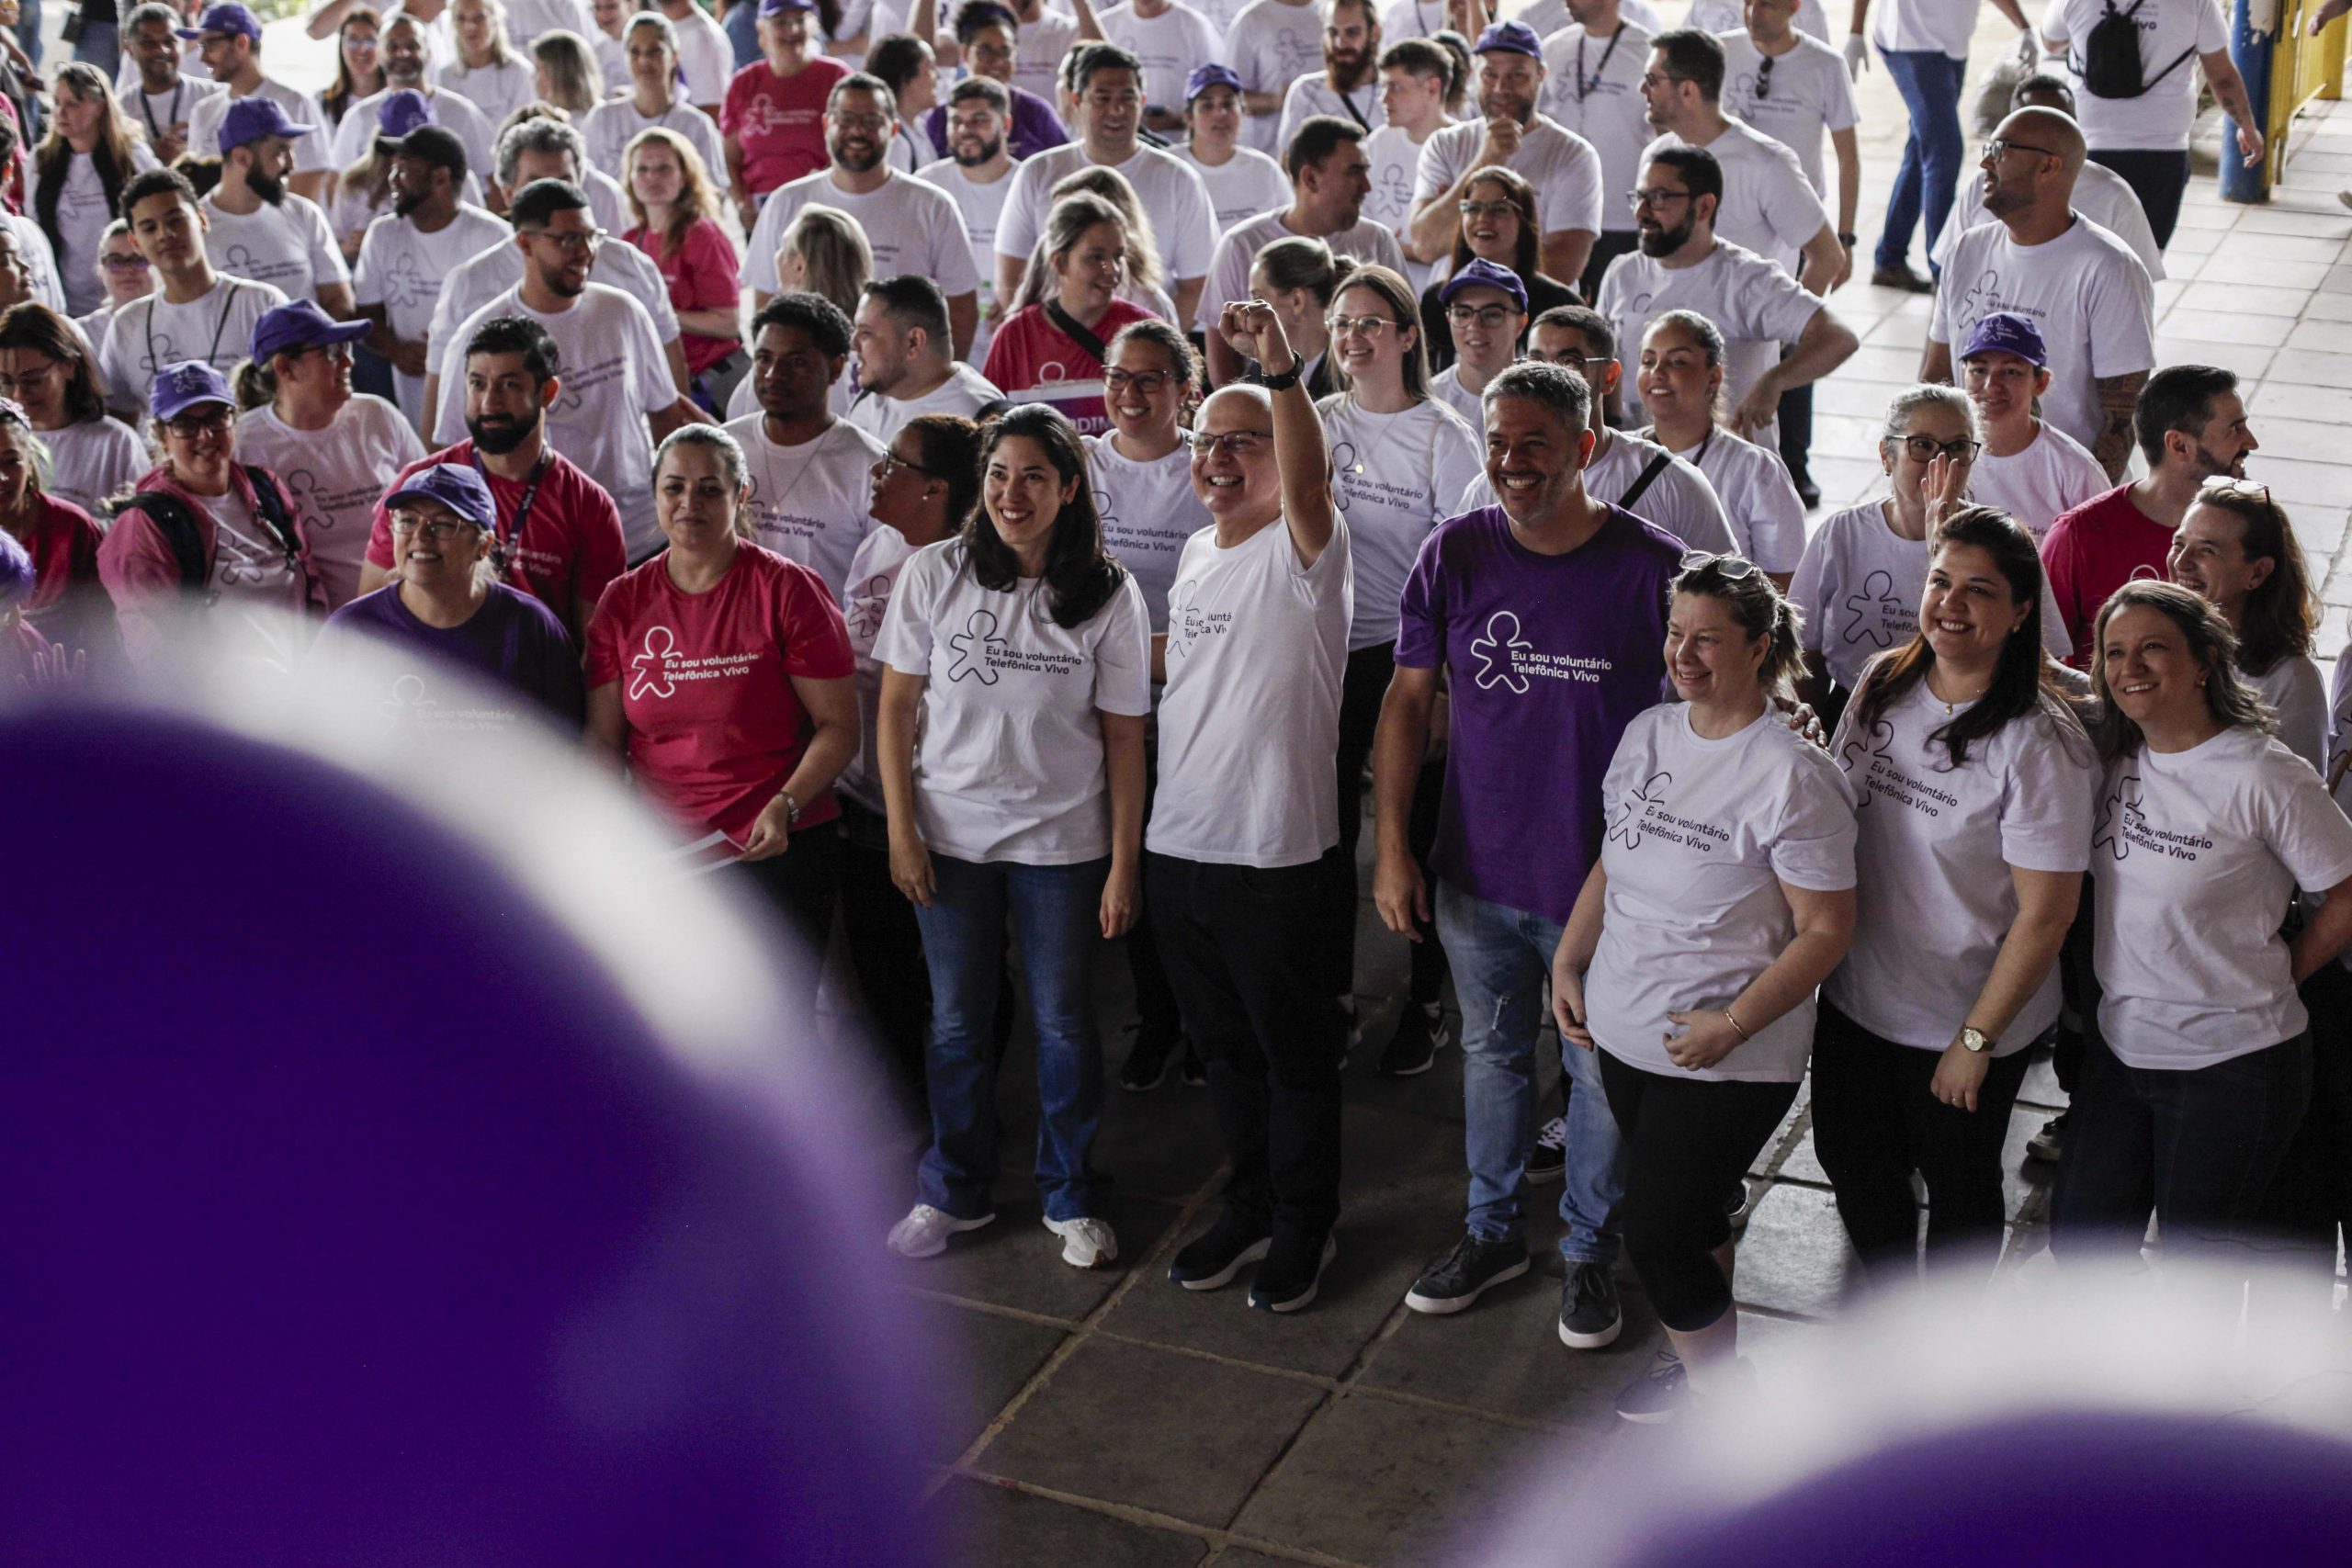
[629,625,679,699]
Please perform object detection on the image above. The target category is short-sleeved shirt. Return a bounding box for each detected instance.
[1826,680,2097,1052]
[1150,514,1353,866]
[873,538,1154,864]
[188,77,333,170]
[846,363,1002,447]
[1178,142,1295,235]
[742,167,982,299]
[1396,503,1681,922]
[354,202,514,425]
[1968,421,2111,541]
[585,542,856,842]
[2091,725,2352,1066]
[1935,162,2165,280]
[1652,423,1807,573]
[1641,120,1828,272]
[427,234,682,372]
[2250,655,2329,776]
[993,142,1220,288]
[1356,124,1435,285]
[723,56,851,197]
[38,417,147,522]
[1199,210,1408,333]
[1930,217,2156,455]
[1717,31,1858,198]
[1870,0,1997,58]
[1317,391,1481,650]
[98,275,288,417]
[1596,239,1820,437]
[429,54,536,127]
[1097,0,1226,116]
[1277,72,1385,153]
[1413,114,1604,242]
[628,217,742,378]
[1086,435,1210,635]
[50,142,161,316]
[835,520,914,813]
[981,299,1158,437]
[1587,703,1858,1083]
[1227,0,1330,154]
[318,579,585,727]
[1539,19,1654,236]
[1689,0,1830,39]
[235,394,426,611]
[2045,0,2230,151]
[725,412,886,598]
[582,98,729,186]
[2040,484,2171,666]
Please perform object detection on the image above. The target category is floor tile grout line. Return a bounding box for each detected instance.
[947,1472,1378,1568]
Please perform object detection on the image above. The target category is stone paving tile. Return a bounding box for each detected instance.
[927,1477,1211,1568]
[1731,1183,1861,1320]
[1231,1390,1615,1568]
[915,1298,1074,1462]
[889,1191,1185,1322]
[974,1336,1329,1530]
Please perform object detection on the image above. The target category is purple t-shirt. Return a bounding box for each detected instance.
[923,85,1070,164]
[1396,504,1679,924]
[320,581,585,727]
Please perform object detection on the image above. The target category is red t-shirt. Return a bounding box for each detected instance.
[626,217,743,378]
[11,494,117,660]
[722,57,848,198]
[2041,484,2174,667]
[366,441,628,636]
[584,542,855,844]
[980,299,1156,438]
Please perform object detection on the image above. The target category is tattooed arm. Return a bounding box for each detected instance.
[2091,369,2146,481]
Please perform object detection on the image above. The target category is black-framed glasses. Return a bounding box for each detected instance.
[525,225,605,253]
[1447,302,1521,328]
[1895,434,1984,464]
[1186,429,1272,457]
[1628,186,1692,211]
[1752,51,1774,102]
[1678,549,1758,581]
[875,448,938,480]
[163,406,232,438]
[1983,137,2063,162]
[390,512,484,540]
[1102,367,1170,395]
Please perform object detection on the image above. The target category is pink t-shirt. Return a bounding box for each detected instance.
[627,217,743,378]
[584,541,855,843]
[2041,484,2172,669]
[980,299,1157,438]
[722,57,848,199]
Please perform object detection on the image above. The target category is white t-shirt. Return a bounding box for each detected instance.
[1642,121,1827,272]
[2092,725,2352,1066]
[916,157,1014,357]
[1826,680,2096,1052]
[330,86,501,180]
[994,142,1219,288]
[1316,391,1480,649]
[1652,423,1806,572]
[1587,703,1858,1083]
[582,99,729,186]
[1277,73,1385,154]
[435,284,676,556]
[724,413,887,597]
[1085,435,1209,634]
[837,520,917,814]
[847,362,1002,446]
[744,169,983,299]
[1097,0,1225,116]
[1935,161,2165,280]
[1966,420,2109,539]
[1006,7,1081,103]
[1428,363,1485,434]
[1179,142,1296,235]
[188,78,334,171]
[39,417,148,520]
[873,538,1155,863]
[198,192,352,304]
[98,276,289,416]
[503,0,597,53]
[235,394,428,609]
[2046,0,2229,151]
[1791,501,2074,691]
[594,29,631,93]
[664,3,740,107]
[1227,0,1329,154]
[126,74,226,157]
[1870,0,1996,59]
[1356,124,1434,288]
[1539,19,1653,236]
[1414,113,1604,243]
[430,54,537,127]
[6,216,63,316]
[1717,31,1858,198]
[2250,654,2328,776]
[1150,513,1353,865]
[1689,0,1830,40]
[354,203,514,427]
[1930,217,2156,455]
[428,232,682,367]
[50,144,163,317]
[1198,210,1407,333]
[1584,429,1736,557]
[1595,239,1821,436]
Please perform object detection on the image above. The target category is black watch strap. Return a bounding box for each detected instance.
[1251,351,1306,391]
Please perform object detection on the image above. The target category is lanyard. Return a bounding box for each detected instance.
[145,280,243,383]
[140,80,185,140]
[1575,26,1623,103]
[473,448,549,550]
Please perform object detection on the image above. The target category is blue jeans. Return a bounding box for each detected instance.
[722,0,760,69]
[1436,879,1623,1266]
[13,0,37,70]
[71,17,117,78]
[1876,46,1968,275]
[912,852,1110,1224]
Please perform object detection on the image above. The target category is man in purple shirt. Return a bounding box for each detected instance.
[1372,359,1679,1349]
[919,2,1073,160]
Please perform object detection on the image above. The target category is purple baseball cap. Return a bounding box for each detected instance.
[1960,310,2049,368]
[250,299,370,367]
[220,95,315,152]
[1186,62,1244,103]
[176,2,262,40]
[383,464,498,533]
[376,87,435,141]
[150,361,235,423]
[758,0,818,16]
[1440,256,1529,312]
[1475,19,1543,57]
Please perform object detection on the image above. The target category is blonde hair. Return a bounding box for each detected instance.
[456,0,515,66]
[623,126,723,248]
[531,30,601,117]
[779,202,872,316]
[1046,164,1160,289]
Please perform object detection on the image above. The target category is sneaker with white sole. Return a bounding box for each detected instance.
[1526,1116,1567,1184]
[1614,1348,1688,1423]
[1045,1214,1119,1269]
[1404,1233,1531,1314]
[1250,1232,1338,1314]
[2026,1108,2069,1164]
[888,1202,994,1259]
[1377,1001,1451,1077]
[1725,1182,1755,1231]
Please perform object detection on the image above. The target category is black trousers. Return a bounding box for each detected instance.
[837,799,932,1108]
[1599,1049,1798,1333]
[2087,147,2191,249]
[1125,722,1184,1050]
[1329,642,1445,1004]
[1148,849,1348,1235]
[1776,378,1815,483]
[2260,962,2352,1283]
[734,818,841,1017]
[1811,1000,2033,1281]
[2052,878,2100,1097]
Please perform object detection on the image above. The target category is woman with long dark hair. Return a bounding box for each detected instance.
[2165,479,2325,772]
[313,6,386,132]
[876,401,1150,1271]
[0,300,144,520]
[34,63,156,319]
[1814,505,2096,1286]
[2053,581,2352,1278]
[1415,166,1575,372]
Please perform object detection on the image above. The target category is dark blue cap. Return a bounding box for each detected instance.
[1474,19,1542,57]
[1439,256,1529,312]
[1960,310,2049,368]
[1185,63,1244,103]
[382,464,497,532]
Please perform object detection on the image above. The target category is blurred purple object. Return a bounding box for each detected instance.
[0,708,935,1567]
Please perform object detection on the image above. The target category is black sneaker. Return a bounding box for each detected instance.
[2027,1108,2069,1164]
[1249,1229,1338,1313]
[1870,261,1935,293]
[1725,1182,1755,1231]
[1168,1210,1273,1292]
[1614,1348,1687,1423]
[1336,996,1362,1071]
[1526,1115,1567,1183]
[1118,1030,1181,1092]
[1179,1045,1208,1088]
[1403,1233,1530,1314]
[1557,1260,1623,1348]
[1377,1002,1451,1077]
[1792,472,1822,508]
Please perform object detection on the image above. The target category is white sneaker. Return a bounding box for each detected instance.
[888,1202,994,1259]
[1045,1214,1119,1269]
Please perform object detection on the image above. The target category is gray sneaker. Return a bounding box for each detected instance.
[1614,1348,1687,1423]
[1556,1260,1623,1348]
[1404,1233,1531,1314]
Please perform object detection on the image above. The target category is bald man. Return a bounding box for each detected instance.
[1924,107,2155,480]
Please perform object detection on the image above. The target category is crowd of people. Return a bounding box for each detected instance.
[5,0,2350,1426]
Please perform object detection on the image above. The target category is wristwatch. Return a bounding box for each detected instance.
[1838,231,1858,248]
[1960,1025,1994,1055]
[1250,351,1306,391]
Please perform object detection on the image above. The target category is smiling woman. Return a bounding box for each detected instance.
[983,192,1157,436]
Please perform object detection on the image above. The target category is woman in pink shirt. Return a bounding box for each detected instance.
[624,126,748,413]
[721,0,848,221]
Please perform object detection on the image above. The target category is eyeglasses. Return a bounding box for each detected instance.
[875,449,938,479]
[1678,549,1759,581]
[1628,186,1692,211]
[1186,429,1272,457]
[1984,137,2063,162]
[1447,302,1521,328]
[1328,313,1398,337]
[1102,367,1171,395]
[1457,198,1516,219]
[1638,70,1685,91]
[1751,51,1773,102]
[1895,434,1984,463]
[390,512,484,540]
[0,363,56,395]
[101,252,150,270]
[163,406,232,437]
[831,111,890,131]
[525,225,605,253]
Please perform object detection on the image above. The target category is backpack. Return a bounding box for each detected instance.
[115,468,301,595]
[2076,0,2197,102]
